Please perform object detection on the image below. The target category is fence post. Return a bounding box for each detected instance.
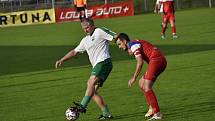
[176,0,179,9]
[209,0,212,8]
[144,0,147,12]
[52,0,55,8]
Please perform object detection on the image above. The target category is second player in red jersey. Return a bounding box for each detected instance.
[127,39,167,81]
[154,0,178,39]
[115,33,167,120]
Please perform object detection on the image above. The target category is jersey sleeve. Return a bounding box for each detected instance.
[99,27,116,41]
[74,38,86,53]
[130,43,142,58]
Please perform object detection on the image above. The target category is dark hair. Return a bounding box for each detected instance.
[80,18,94,26]
[114,33,130,43]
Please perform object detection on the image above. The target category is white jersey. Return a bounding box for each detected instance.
[74,27,116,67]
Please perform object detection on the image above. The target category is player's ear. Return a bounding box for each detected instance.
[123,39,127,44]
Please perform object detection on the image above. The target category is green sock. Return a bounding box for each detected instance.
[102,105,111,116]
[80,96,91,108]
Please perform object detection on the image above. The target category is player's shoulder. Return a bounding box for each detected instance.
[96,27,116,35]
[95,27,107,32]
[98,27,110,31]
[128,40,140,46]
[93,27,105,34]
[128,40,141,51]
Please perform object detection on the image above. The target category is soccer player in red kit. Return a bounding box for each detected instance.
[154,0,178,39]
[115,33,167,120]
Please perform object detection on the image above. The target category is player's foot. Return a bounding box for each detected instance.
[161,34,166,39]
[172,33,178,39]
[173,35,178,39]
[98,114,113,120]
[147,112,162,121]
[73,102,86,113]
[69,106,79,112]
[145,108,153,117]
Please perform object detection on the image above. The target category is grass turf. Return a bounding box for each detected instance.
[0,8,215,121]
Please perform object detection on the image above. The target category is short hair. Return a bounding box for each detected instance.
[80,18,94,26]
[114,33,130,43]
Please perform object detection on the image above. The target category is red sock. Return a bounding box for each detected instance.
[172,26,176,35]
[144,90,160,114]
[144,91,150,106]
[161,26,166,34]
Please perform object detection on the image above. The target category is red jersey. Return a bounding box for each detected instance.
[127,40,164,64]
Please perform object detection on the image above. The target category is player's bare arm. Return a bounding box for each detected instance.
[154,3,161,14]
[154,4,159,13]
[128,55,144,87]
[55,50,78,68]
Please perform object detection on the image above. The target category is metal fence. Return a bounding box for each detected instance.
[0,0,214,13]
[134,0,215,14]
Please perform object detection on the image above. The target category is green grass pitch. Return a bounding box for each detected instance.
[0,8,215,121]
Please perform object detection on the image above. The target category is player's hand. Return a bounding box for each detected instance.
[128,77,136,88]
[55,60,63,69]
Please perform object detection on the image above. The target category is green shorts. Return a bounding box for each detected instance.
[91,58,113,87]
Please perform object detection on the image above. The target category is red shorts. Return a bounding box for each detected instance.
[143,56,167,81]
[162,13,175,24]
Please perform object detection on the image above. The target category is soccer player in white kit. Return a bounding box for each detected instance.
[55,18,116,120]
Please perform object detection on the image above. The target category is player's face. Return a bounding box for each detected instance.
[116,39,127,51]
[81,22,94,35]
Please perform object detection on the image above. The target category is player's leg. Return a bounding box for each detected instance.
[92,87,112,119]
[141,57,167,119]
[85,9,88,18]
[143,79,160,115]
[169,14,177,38]
[76,7,82,20]
[90,58,113,119]
[161,14,168,39]
[139,79,153,117]
[80,9,85,18]
[72,75,98,113]
[79,58,111,108]
[92,86,105,109]
[79,75,98,108]
[139,75,158,118]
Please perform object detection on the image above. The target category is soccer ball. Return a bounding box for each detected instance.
[65,107,80,121]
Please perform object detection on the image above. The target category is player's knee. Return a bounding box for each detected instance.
[87,76,97,86]
[170,24,175,27]
[143,80,153,92]
[170,22,175,27]
[144,86,152,92]
[86,80,93,88]
[162,24,167,28]
[162,21,167,26]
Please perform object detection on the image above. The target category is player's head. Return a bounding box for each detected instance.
[80,18,95,35]
[114,33,130,51]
